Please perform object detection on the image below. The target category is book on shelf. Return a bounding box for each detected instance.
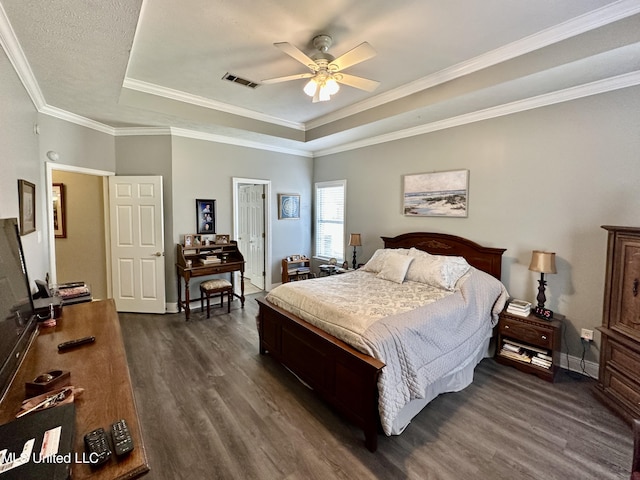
[531,357,552,369]
[183,249,197,255]
[502,338,549,356]
[200,258,221,265]
[499,349,532,363]
[296,267,310,273]
[536,352,553,362]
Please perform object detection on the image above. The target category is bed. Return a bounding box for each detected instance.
[256,232,507,451]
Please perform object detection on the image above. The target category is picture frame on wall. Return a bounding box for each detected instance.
[403,169,469,217]
[52,183,66,238]
[196,199,216,234]
[18,179,36,236]
[278,194,300,220]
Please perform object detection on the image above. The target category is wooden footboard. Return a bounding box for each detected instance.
[256,297,385,451]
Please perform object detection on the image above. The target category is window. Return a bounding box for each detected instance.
[314,180,346,261]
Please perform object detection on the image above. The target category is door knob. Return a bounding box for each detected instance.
[152,252,164,257]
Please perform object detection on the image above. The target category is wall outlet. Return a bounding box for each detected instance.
[581,328,594,341]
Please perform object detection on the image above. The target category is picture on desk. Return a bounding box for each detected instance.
[196,199,216,234]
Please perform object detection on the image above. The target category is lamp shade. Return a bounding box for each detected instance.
[348,233,362,247]
[528,250,557,274]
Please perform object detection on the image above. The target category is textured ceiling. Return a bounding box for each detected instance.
[1,0,639,156]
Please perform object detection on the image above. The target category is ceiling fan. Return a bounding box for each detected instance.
[261,34,380,102]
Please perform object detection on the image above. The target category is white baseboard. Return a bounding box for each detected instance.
[559,353,599,379]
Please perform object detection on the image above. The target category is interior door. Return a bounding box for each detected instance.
[248,184,265,289]
[238,184,265,290]
[108,176,166,313]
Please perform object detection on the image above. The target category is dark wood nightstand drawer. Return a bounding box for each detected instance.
[499,316,554,350]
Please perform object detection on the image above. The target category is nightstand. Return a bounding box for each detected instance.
[495,310,563,382]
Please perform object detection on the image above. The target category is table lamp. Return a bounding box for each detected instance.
[348,233,362,270]
[528,250,557,319]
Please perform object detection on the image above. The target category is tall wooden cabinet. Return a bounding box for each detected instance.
[595,226,640,422]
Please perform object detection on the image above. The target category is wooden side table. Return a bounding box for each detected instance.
[495,309,563,382]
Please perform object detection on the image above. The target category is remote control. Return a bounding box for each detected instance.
[111,418,134,456]
[58,336,95,351]
[84,427,112,466]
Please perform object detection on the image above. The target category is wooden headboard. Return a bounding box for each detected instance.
[381,232,506,280]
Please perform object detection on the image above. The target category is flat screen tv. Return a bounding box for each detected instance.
[0,218,37,402]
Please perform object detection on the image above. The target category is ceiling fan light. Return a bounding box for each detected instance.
[325,77,340,95]
[318,87,331,102]
[303,79,317,97]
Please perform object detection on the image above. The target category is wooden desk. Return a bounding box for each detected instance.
[0,299,149,480]
[176,242,245,320]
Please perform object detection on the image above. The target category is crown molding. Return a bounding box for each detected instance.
[114,127,171,136]
[314,70,640,158]
[307,0,640,130]
[169,127,312,158]
[39,104,116,135]
[122,77,305,131]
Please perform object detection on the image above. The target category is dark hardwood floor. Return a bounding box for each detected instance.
[119,293,633,480]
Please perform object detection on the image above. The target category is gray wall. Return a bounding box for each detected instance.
[170,136,313,301]
[315,85,640,364]
[0,47,47,283]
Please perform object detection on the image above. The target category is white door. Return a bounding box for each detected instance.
[238,184,265,290]
[238,185,251,275]
[248,184,265,289]
[108,176,166,313]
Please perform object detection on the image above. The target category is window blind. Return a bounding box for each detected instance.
[315,180,346,260]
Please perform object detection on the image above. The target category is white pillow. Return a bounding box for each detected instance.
[406,254,470,290]
[362,248,409,273]
[376,253,414,284]
[408,247,433,259]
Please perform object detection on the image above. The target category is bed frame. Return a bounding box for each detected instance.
[256,232,505,451]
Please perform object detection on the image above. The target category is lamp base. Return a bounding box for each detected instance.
[534,306,553,320]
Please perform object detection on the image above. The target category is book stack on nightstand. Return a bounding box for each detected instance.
[506,299,531,317]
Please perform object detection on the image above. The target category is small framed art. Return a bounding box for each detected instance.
[403,169,469,217]
[196,199,216,234]
[278,194,300,220]
[18,179,36,235]
[52,183,66,238]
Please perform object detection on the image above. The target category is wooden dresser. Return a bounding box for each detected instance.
[0,299,149,479]
[595,226,640,422]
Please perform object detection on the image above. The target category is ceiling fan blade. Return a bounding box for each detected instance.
[274,42,317,70]
[330,42,376,71]
[261,72,314,84]
[336,73,380,92]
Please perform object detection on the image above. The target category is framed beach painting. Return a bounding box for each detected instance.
[403,169,469,217]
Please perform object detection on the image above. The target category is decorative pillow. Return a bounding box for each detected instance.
[408,247,433,259]
[362,248,409,273]
[406,254,470,290]
[376,252,414,284]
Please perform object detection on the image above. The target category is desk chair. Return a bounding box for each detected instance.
[200,279,233,317]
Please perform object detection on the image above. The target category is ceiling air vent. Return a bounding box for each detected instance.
[222,73,259,89]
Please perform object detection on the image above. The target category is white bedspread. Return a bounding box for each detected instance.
[265,268,508,435]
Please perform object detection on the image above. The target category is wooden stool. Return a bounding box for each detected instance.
[199,279,233,318]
